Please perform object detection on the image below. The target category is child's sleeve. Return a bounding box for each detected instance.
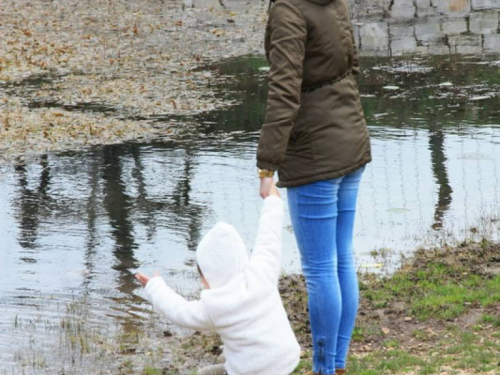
[249,195,284,285]
[144,277,212,331]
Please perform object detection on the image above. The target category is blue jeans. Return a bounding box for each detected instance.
[287,167,364,374]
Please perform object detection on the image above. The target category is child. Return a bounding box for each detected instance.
[136,182,300,375]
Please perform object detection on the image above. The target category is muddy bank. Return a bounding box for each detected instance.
[164,241,500,375]
[0,0,267,162]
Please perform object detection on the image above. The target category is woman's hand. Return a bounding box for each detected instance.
[135,272,158,287]
[260,177,280,199]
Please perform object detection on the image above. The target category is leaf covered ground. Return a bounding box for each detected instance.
[0,0,267,163]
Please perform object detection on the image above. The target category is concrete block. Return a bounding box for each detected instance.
[391,35,418,55]
[359,22,390,52]
[472,0,500,10]
[435,0,472,17]
[391,0,416,19]
[372,0,394,12]
[389,23,415,37]
[442,18,469,34]
[415,0,435,17]
[415,18,445,43]
[350,0,392,18]
[448,34,483,54]
[416,0,431,7]
[484,33,500,52]
[427,42,452,55]
[470,11,499,34]
[413,45,430,54]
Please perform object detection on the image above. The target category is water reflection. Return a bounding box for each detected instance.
[429,128,453,230]
[195,55,268,134]
[82,156,100,291]
[102,146,139,296]
[172,147,204,252]
[14,155,51,250]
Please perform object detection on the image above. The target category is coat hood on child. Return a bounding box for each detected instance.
[196,222,250,289]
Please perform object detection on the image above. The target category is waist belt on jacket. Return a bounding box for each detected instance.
[301,69,351,94]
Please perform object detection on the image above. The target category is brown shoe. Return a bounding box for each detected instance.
[336,370,346,375]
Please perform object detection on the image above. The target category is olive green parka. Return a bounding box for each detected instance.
[256,0,371,187]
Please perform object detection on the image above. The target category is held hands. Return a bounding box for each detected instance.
[135,272,160,287]
[260,177,280,199]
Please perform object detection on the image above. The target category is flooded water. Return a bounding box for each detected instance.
[2,5,500,374]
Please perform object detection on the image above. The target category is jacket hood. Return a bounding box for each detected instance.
[196,222,249,289]
[305,0,334,5]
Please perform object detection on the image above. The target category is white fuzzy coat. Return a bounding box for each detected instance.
[145,196,300,375]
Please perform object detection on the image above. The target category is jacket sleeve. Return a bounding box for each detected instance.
[256,2,307,171]
[249,196,284,285]
[144,277,212,331]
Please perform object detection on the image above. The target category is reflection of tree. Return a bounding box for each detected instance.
[14,155,51,250]
[171,147,204,252]
[429,128,453,230]
[101,145,139,297]
[82,154,101,291]
[94,142,206,303]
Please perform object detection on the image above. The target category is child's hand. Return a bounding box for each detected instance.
[135,272,151,287]
[269,181,281,198]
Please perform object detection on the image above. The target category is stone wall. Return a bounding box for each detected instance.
[348,0,500,56]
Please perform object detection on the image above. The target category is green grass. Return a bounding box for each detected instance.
[443,331,500,373]
[293,327,500,375]
[361,262,500,321]
[411,328,431,341]
[352,323,383,342]
[143,367,163,375]
[411,274,500,320]
[480,314,500,327]
[343,350,427,375]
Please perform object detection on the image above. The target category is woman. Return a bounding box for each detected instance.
[257,0,371,374]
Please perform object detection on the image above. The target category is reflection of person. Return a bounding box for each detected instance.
[257,0,372,374]
[136,182,300,375]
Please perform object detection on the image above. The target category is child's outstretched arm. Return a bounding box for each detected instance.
[250,182,283,285]
[136,273,212,331]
